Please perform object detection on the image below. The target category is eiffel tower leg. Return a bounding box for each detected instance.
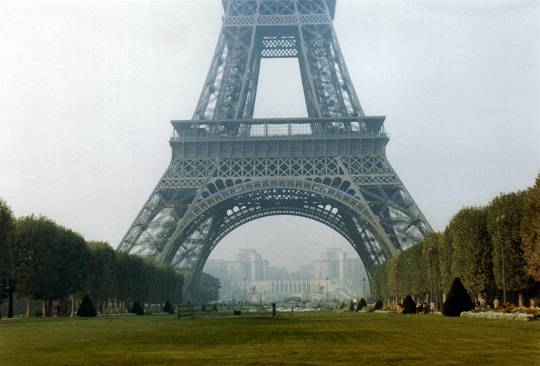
[298,24,365,118]
[119,1,433,301]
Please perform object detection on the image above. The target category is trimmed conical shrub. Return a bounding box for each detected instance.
[356,298,367,311]
[163,300,174,314]
[76,295,97,317]
[374,299,383,310]
[130,301,144,315]
[402,294,416,314]
[442,277,474,316]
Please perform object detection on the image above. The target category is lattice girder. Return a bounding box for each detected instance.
[118,1,433,300]
[155,178,394,288]
[196,1,362,121]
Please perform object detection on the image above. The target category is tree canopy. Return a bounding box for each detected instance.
[0,207,186,317]
[370,173,539,307]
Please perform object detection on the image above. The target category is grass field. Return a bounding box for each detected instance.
[1,312,538,365]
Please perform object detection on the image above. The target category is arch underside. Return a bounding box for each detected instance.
[119,171,431,292]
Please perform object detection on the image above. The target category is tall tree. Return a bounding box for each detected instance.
[398,244,425,299]
[487,191,534,304]
[369,264,386,301]
[0,198,16,317]
[52,226,88,314]
[385,257,400,303]
[422,233,442,305]
[86,241,116,311]
[191,272,220,304]
[15,215,59,316]
[113,251,136,308]
[520,173,540,281]
[441,227,454,292]
[447,206,494,297]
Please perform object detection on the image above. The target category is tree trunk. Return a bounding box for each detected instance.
[47,299,53,317]
[7,279,15,318]
[26,298,32,318]
[70,294,75,317]
[42,300,47,318]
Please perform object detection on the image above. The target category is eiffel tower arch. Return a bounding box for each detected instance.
[118,0,432,299]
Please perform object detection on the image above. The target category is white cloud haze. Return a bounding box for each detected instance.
[1,0,538,272]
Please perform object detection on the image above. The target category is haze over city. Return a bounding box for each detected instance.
[1,0,538,273]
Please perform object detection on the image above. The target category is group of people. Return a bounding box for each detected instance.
[472,296,488,308]
[472,297,539,309]
[396,301,435,314]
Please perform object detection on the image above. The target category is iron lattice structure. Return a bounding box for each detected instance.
[118,0,432,298]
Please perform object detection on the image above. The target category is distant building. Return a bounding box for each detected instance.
[204,247,367,303]
[205,249,269,282]
[313,247,362,282]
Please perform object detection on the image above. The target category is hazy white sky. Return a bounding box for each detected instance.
[1,0,539,272]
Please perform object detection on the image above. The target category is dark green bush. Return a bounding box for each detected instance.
[442,277,474,317]
[76,295,97,317]
[374,300,383,310]
[130,301,144,315]
[402,295,416,314]
[356,298,367,311]
[163,300,174,314]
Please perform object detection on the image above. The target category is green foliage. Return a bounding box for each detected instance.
[356,298,367,311]
[447,206,493,295]
[12,215,88,312]
[368,173,539,308]
[0,198,16,312]
[0,200,183,317]
[422,234,442,301]
[520,172,540,281]
[400,244,425,297]
[130,300,144,315]
[112,252,182,309]
[77,295,97,317]
[14,215,61,302]
[0,198,16,279]
[487,191,534,295]
[190,272,220,304]
[86,241,117,309]
[441,277,474,317]
[163,300,174,314]
[373,300,383,310]
[53,226,88,300]
[369,264,387,300]
[402,295,416,314]
[385,257,399,300]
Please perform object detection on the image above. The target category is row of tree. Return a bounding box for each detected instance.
[0,206,184,317]
[370,173,540,308]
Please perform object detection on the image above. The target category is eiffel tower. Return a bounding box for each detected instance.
[118,0,432,297]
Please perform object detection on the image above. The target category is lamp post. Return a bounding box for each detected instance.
[326,277,329,301]
[243,278,246,304]
[496,215,507,305]
[395,263,399,305]
[428,247,434,305]
[363,277,366,301]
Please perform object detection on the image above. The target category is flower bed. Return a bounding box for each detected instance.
[461,311,535,321]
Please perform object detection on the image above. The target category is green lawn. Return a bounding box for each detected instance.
[1,312,538,365]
